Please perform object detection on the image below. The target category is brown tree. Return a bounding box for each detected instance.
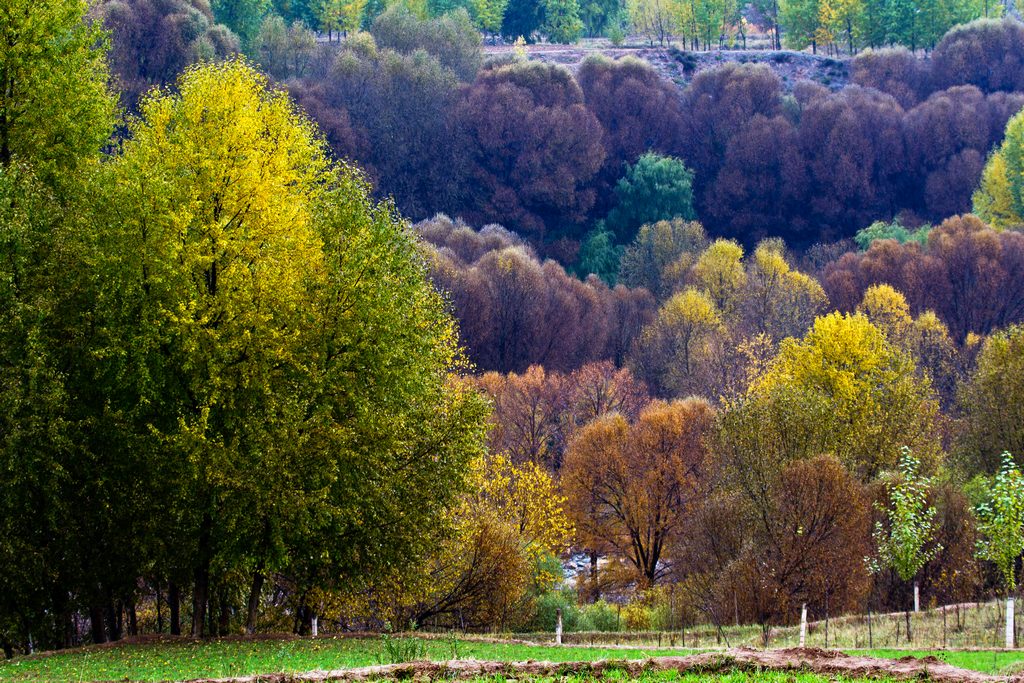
[562,398,716,586]
[454,61,606,238]
[577,55,685,212]
[821,215,1024,342]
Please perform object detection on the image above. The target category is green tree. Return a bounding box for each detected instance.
[470,0,510,35]
[868,447,941,642]
[974,108,1024,229]
[0,0,118,653]
[577,226,622,285]
[99,58,488,636]
[213,0,272,45]
[959,324,1024,476]
[605,153,696,243]
[0,0,116,178]
[976,453,1024,595]
[543,0,585,41]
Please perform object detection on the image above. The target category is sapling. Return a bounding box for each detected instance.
[867,446,941,643]
[975,452,1024,648]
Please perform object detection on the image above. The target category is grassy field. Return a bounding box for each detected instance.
[0,638,698,682]
[4,635,1024,683]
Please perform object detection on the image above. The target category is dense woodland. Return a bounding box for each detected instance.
[5,0,1024,660]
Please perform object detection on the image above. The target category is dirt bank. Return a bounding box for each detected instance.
[189,647,1016,683]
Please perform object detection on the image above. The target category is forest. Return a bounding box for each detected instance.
[4,0,1024,663]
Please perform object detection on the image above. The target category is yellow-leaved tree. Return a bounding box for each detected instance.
[97,58,489,636]
[727,312,941,483]
[358,451,573,630]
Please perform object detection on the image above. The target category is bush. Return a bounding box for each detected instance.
[526,589,585,631]
[579,599,621,631]
[621,600,652,630]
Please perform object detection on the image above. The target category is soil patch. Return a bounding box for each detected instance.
[186,647,1017,683]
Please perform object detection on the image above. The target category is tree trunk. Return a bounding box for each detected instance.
[104,600,120,642]
[169,582,181,636]
[156,582,164,635]
[192,567,209,637]
[246,571,265,635]
[89,606,107,644]
[128,599,138,636]
[218,587,230,636]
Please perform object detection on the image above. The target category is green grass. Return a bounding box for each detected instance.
[6,635,1024,682]
[0,637,697,683]
[466,673,899,683]
[858,648,1024,675]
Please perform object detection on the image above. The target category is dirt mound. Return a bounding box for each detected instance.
[187,647,1015,683]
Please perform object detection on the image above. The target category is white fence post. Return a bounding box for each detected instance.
[914,582,920,613]
[1007,597,1014,649]
[556,608,563,645]
[799,604,807,648]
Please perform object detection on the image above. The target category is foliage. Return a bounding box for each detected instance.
[542,0,584,41]
[605,154,696,244]
[868,447,941,583]
[854,221,931,250]
[748,313,941,481]
[959,324,1024,476]
[212,0,271,44]
[577,226,622,285]
[975,453,1024,594]
[973,151,1020,229]
[98,0,240,110]
[1,0,117,176]
[370,6,482,81]
[618,219,708,299]
[563,398,716,586]
[454,61,605,238]
[822,216,1024,344]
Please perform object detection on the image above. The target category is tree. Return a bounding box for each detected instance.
[370,6,482,82]
[577,56,684,212]
[975,453,1024,597]
[629,289,724,398]
[0,0,119,652]
[851,48,930,109]
[99,59,488,636]
[931,19,1024,94]
[290,37,468,220]
[868,447,941,642]
[252,15,316,80]
[212,0,270,45]
[1,0,117,176]
[454,61,605,238]
[470,0,510,36]
[542,0,584,41]
[604,153,696,244]
[974,151,1020,229]
[618,219,708,300]
[779,0,822,51]
[314,0,367,36]
[692,240,746,317]
[959,324,1024,476]
[563,398,716,587]
[577,226,622,285]
[821,215,1024,342]
[98,0,240,109]
[627,0,677,45]
[971,451,1024,648]
[749,313,941,481]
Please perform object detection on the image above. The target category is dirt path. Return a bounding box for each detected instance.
[187,647,1017,682]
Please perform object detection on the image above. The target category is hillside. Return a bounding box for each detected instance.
[484,41,852,90]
